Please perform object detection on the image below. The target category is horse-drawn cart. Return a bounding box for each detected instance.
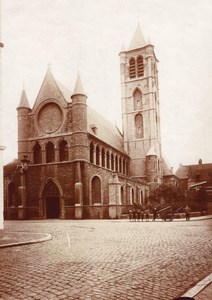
[158,206,174,221]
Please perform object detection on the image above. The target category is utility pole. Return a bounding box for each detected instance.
[0,0,5,236]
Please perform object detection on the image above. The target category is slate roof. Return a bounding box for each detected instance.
[87,106,125,154]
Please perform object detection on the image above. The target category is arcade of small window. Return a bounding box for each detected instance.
[89,141,129,176]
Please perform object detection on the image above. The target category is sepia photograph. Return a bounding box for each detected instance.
[0,0,212,299]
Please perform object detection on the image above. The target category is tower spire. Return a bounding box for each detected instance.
[128,23,146,50]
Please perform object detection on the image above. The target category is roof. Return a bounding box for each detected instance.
[175,165,189,179]
[162,158,173,176]
[87,106,126,154]
[32,67,71,110]
[128,23,146,50]
[17,89,31,109]
[72,72,86,96]
[146,146,157,156]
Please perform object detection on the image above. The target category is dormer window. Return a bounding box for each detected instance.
[91,124,98,135]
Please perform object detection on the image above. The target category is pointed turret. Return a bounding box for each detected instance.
[128,23,146,50]
[71,72,88,161]
[71,72,86,97]
[17,89,31,161]
[17,89,31,109]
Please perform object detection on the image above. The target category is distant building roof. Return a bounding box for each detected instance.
[175,165,189,179]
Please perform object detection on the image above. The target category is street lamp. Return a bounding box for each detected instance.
[18,155,30,219]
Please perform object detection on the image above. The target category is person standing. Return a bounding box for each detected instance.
[145,209,149,221]
[184,206,191,221]
[152,207,157,221]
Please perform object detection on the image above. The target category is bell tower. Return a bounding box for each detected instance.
[119,24,162,187]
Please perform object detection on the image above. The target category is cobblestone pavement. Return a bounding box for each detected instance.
[0,219,211,300]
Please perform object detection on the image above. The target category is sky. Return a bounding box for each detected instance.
[1,0,212,172]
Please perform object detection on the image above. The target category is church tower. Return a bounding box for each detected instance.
[119,24,162,188]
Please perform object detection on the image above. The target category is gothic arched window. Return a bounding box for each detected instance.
[135,114,143,139]
[129,58,136,79]
[111,153,114,170]
[137,56,144,77]
[91,176,101,204]
[106,151,110,169]
[46,141,55,163]
[101,147,105,167]
[133,88,142,111]
[33,142,42,164]
[90,142,94,163]
[96,145,100,165]
[59,140,68,162]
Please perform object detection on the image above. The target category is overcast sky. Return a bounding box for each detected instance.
[1,0,212,171]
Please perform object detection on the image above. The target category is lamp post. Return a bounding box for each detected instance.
[18,155,30,219]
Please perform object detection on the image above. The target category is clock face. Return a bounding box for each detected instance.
[38,102,63,133]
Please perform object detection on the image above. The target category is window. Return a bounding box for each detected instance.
[96,145,100,165]
[111,153,114,170]
[137,56,144,77]
[59,140,68,162]
[133,88,142,111]
[129,58,136,79]
[101,147,105,167]
[91,176,101,204]
[135,114,143,139]
[33,142,42,164]
[46,141,55,163]
[90,142,94,163]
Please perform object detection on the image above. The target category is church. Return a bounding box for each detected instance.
[4,24,172,220]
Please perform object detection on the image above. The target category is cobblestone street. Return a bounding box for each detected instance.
[0,219,211,300]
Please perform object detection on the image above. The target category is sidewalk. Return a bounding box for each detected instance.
[0,231,52,248]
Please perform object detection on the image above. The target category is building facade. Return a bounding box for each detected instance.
[176,159,212,213]
[4,25,171,220]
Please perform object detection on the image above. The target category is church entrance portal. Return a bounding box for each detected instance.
[46,197,60,218]
[43,181,61,219]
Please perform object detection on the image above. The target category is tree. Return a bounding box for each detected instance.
[149,184,185,210]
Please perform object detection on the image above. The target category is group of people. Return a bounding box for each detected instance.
[128,205,192,222]
[128,208,153,222]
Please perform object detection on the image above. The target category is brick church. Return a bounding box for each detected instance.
[4,24,172,220]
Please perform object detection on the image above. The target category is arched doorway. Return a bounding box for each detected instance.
[43,181,60,219]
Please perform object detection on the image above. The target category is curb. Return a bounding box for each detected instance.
[0,233,53,248]
[181,273,212,298]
